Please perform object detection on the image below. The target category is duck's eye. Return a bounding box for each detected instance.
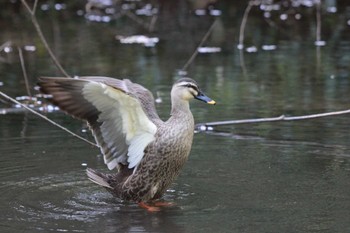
[186,84,198,91]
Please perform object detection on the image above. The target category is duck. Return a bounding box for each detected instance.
[38,76,215,211]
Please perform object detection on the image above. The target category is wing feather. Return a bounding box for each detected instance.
[38,76,159,171]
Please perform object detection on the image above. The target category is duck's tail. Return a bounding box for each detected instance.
[86,168,113,189]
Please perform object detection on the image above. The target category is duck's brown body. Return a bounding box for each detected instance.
[38,76,214,208]
[90,113,194,202]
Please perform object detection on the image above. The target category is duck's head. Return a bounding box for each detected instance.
[172,78,216,105]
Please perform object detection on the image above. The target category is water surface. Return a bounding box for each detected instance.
[1,1,350,232]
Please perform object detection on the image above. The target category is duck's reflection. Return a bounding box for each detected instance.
[93,205,186,233]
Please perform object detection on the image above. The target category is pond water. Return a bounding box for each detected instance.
[1,1,350,232]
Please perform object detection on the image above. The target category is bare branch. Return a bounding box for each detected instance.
[196,109,350,130]
[149,14,158,32]
[21,0,71,78]
[21,0,34,15]
[32,0,39,15]
[21,0,39,16]
[181,19,218,72]
[315,0,321,43]
[0,91,97,148]
[238,1,254,49]
[237,1,254,77]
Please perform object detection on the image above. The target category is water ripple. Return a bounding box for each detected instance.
[3,172,118,226]
[1,170,195,232]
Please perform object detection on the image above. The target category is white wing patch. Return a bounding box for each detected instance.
[82,82,157,170]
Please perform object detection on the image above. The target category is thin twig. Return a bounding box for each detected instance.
[18,46,32,97]
[21,0,71,78]
[149,14,158,32]
[315,0,321,42]
[20,0,32,14]
[32,0,39,15]
[0,91,98,147]
[196,109,350,129]
[181,19,218,72]
[238,1,254,49]
[238,1,254,77]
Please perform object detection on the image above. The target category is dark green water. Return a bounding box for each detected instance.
[1,1,350,232]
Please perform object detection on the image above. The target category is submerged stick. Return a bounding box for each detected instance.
[196,109,350,128]
[18,46,32,97]
[21,0,71,78]
[0,91,97,147]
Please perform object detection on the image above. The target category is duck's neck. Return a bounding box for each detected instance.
[170,94,189,114]
[169,96,194,126]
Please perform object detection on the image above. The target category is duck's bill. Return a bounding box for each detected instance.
[195,92,216,105]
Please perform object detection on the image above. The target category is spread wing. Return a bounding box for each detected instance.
[38,76,160,171]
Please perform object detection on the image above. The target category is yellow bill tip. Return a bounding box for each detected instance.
[207,100,216,105]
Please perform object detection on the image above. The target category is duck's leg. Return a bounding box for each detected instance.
[138,201,175,212]
[138,202,160,212]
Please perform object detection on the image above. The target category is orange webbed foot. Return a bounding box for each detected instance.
[138,202,161,212]
[138,201,175,212]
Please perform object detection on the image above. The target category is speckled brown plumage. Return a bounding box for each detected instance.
[38,76,215,205]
